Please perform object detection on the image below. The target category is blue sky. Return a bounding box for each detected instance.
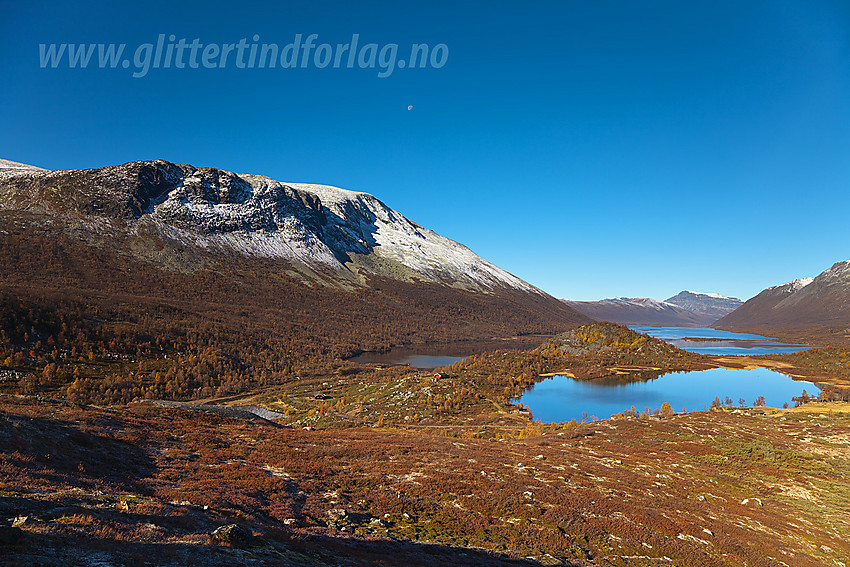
[2,1,849,300]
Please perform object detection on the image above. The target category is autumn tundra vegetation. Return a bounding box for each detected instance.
[2,310,850,565]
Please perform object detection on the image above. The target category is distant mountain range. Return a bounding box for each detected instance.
[564,291,743,327]
[714,262,850,343]
[0,159,589,360]
[665,291,744,321]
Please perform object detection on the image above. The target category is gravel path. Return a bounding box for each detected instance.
[150,400,286,423]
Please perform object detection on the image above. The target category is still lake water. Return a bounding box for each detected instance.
[520,327,821,423]
[350,346,470,370]
[630,326,816,356]
[350,337,545,370]
[520,367,820,423]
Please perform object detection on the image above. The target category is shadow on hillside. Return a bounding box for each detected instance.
[1,529,578,567]
[0,411,155,493]
[297,531,581,566]
[319,204,381,265]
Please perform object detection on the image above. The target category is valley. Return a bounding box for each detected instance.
[0,160,849,566]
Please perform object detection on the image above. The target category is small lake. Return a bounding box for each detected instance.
[630,326,816,356]
[520,367,821,423]
[350,348,468,370]
[349,337,547,370]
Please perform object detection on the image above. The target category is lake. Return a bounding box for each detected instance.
[350,348,468,370]
[349,337,545,370]
[519,367,821,423]
[352,328,816,369]
[519,326,821,422]
[630,326,816,356]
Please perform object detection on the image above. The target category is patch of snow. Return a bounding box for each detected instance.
[787,277,814,291]
[595,297,682,311]
[767,277,815,293]
[152,221,344,268]
[282,181,371,207]
[0,158,46,171]
[683,291,733,300]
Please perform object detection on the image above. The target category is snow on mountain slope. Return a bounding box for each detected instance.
[0,160,538,294]
[665,290,742,320]
[770,266,847,312]
[0,159,45,171]
[153,171,536,292]
[601,297,680,310]
[144,172,344,270]
[808,261,850,286]
[563,296,712,326]
[286,182,537,292]
[683,291,735,300]
[766,277,814,295]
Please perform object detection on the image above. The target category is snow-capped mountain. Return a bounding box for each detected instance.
[565,290,744,326]
[0,160,537,294]
[563,296,713,326]
[715,263,850,340]
[0,158,45,171]
[664,291,743,320]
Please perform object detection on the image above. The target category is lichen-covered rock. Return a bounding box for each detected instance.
[210,523,252,547]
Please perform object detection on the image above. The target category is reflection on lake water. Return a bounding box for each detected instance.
[520,326,821,422]
[630,326,816,356]
[354,353,468,369]
[349,348,467,370]
[520,367,820,424]
[349,337,547,370]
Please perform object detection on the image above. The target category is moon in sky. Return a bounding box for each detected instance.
[407,105,413,111]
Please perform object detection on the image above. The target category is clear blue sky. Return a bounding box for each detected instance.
[2,1,849,300]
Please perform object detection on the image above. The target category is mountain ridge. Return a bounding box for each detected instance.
[563,296,709,326]
[0,160,538,295]
[564,290,742,327]
[714,262,850,343]
[664,290,743,320]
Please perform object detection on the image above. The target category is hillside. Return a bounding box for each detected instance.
[715,263,850,343]
[2,382,848,566]
[0,159,589,402]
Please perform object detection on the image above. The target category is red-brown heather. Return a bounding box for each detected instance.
[1,394,849,566]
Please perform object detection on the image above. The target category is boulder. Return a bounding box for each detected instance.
[211,524,252,547]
